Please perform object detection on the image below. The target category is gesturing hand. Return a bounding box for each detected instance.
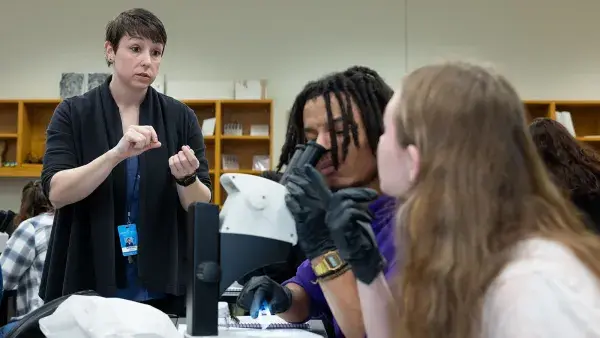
[284,164,336,260]
[325,188,385,284]
[169,145,200,180]
[113,125,161,160]
[236,276,292,319]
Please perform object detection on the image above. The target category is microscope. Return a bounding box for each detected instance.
[184,141,326,337]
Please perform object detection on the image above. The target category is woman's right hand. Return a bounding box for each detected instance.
[284,164,336,261]
[112,125,162,160]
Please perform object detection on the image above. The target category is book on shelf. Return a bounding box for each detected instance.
[556,111,576,136]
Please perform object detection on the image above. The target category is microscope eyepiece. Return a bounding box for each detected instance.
[298,141,327,168]
[279,141,327,185]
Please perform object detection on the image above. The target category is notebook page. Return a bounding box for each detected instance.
[221,315,310,329]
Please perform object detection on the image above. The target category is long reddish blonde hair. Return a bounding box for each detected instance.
[391,62,600,337]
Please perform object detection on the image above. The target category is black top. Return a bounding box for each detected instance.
[40,77,212,302]
[572,192,600,234]
[0,210,15,234]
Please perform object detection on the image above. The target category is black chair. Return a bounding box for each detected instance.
[4,290,98,338]
[0,290,16,327]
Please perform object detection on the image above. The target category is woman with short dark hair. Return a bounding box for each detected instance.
[40,8,212,315]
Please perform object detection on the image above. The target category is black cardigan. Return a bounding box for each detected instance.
[40,77,212,302]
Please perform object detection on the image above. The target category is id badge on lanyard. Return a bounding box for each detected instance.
[117,223,138,257]
[118,168,139,260]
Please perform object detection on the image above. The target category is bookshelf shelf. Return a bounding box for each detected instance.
[19,100,59,167]
[577,136,600,141]
[0,101,19,135]
[524,101,554,122]
[0,164,42,178]
[551,100,600,150]
[520,100,600,150]
[221,135,270,141]
[555,102,600,137]
[222,169,262,174]
[187,99,273,205]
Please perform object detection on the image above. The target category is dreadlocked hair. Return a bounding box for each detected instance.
[277,66,394,171]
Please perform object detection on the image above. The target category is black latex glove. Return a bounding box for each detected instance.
[284,164,336,260]
[236,276,293,318]
[325,188,385,284]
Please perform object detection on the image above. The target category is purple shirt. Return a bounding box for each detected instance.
[283,195,397,338]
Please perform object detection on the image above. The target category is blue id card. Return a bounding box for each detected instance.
[117,224,138,256]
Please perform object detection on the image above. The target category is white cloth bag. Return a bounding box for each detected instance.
[39,295,180,338]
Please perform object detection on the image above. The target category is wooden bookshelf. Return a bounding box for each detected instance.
[188,99,273,206]
[524,100,600,151]
[524,100,555,122]
[0,98,273,207]
[0,100,20,178]
[552,101,600,151]
[7,97,600,202]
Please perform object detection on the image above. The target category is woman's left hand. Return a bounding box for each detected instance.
[169,145,200,179]
[325,188,384,285]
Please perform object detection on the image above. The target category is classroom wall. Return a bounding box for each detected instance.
[1,0,599,209]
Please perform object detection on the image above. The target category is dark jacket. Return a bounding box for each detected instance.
[572,192,600,234]
[40,77,211,302]
[0,210,15,234]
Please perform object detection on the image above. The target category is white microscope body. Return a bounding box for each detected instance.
[219,173,297,246]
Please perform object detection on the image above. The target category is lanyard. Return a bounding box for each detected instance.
[126,166,140,225]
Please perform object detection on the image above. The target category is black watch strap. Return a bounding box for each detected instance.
[175,174,197,187]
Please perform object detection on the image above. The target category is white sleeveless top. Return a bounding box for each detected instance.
[482,238,600,337]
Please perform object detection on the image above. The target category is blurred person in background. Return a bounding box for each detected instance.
[0,180,54,336]
[0,210,15,236]
[530,117,600,233]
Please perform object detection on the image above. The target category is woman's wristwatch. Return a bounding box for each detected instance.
[175,173,197,187]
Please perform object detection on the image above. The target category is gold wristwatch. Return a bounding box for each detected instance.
[312,250,347,277]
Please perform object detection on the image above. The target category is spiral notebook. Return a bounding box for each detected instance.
[219,316,310,330]
[177,316,314,336]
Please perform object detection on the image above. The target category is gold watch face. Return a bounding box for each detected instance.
[324,252,343,269]
[313,251,345,276]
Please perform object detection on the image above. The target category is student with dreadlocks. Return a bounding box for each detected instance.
[237,66,396,338]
